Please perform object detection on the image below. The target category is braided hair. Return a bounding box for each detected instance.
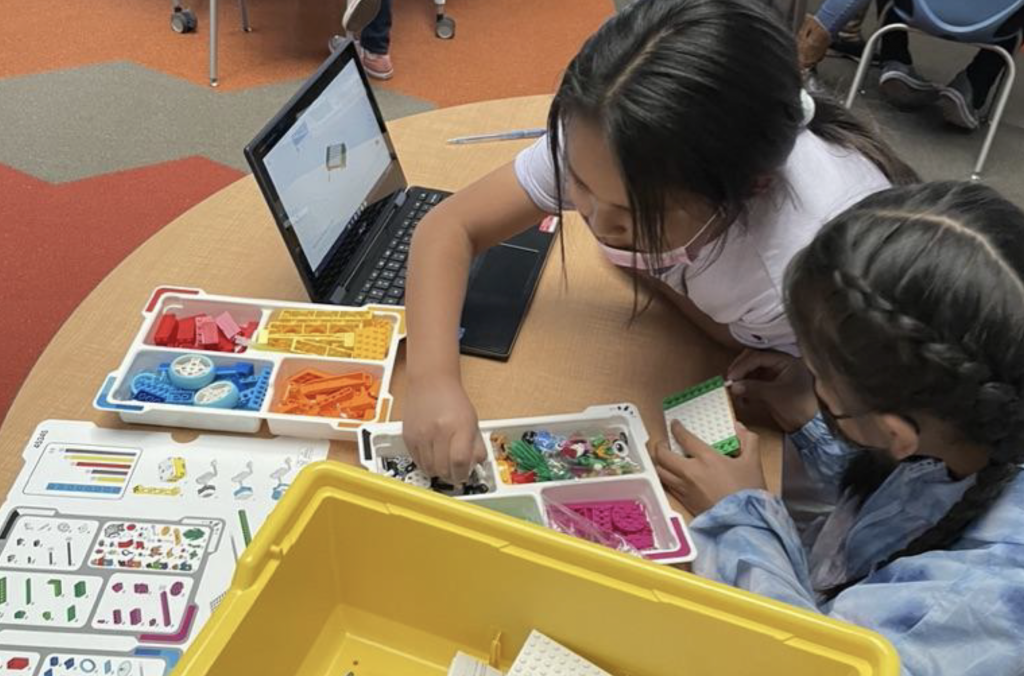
[785,181,1024,598]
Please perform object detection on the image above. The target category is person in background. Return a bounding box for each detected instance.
[798,0,1024,130]
[359,0,394,80]
[331,0,394,80]
[833,6,870,58]
[797,2,869,62]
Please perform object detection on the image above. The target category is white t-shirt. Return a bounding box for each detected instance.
[513,130,891,353]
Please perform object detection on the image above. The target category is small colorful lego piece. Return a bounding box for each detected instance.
[272,369,380,419]
[131,358,271,412]
[195,316,219,348]
[153,313,178,346]
[194,381,240,409]
[491,429,639,484]
[379,456,489,496]
[151,310,250,353]
[239,367,272,411]
[167,354,216,391]
[249,309,393,360]
[215,310,241,339]
[178,316,197,345]
[549,500,656,552]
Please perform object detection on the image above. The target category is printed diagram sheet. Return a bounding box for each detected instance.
[0,420,328,675]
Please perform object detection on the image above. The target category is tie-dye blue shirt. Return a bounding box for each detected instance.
[690,415,1024,675]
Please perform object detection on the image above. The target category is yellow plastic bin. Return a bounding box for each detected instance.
[176,461,899,675]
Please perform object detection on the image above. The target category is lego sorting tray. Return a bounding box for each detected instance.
[95,286,405,440]
[358,403,696,564]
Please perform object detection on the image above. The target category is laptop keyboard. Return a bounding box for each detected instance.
[315,197,389,298]
[353,187,447,306]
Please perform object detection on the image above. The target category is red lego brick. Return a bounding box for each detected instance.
[177,316,197,347]
[217,328,236,353]
[153,313,178,346]
[240,321,258,340]
[6,657,31,670]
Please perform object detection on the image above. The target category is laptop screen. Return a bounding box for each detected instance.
[262,58,392,274]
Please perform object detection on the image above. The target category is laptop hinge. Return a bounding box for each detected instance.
[333,190,407,301]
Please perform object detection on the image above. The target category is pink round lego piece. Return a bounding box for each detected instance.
[569,505,591,520]
[612,503,649,533]
[591,510,613,531]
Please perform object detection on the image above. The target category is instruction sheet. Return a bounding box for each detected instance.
[0,420,328,675]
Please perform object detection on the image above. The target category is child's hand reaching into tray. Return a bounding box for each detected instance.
[402,377,487,483]
[655,421,766,516]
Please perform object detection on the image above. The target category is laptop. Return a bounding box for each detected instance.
[244,41,554,360]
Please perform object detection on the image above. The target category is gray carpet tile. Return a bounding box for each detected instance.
[0,61,435,182]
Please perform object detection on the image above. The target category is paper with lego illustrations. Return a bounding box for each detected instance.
[0,420,327,675]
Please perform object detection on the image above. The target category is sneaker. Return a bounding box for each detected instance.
[361,50,394,80]
[937,72,981,131]
[879,61,939,109]
[343,0,381,35]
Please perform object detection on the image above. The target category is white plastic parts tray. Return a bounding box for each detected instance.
[358,404,695,564]
[95,286,404,440]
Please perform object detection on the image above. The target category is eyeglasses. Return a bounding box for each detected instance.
[812,379,920,438]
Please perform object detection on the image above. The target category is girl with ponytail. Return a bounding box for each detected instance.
[660,181,1024,675]
[402,0,915,482]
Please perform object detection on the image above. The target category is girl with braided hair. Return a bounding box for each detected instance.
[657,181,1024,674]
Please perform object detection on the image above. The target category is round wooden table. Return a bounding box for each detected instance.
[0,95,780,503]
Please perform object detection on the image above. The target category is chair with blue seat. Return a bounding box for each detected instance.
[845,0,1024,180]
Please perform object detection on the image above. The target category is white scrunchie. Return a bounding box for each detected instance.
[800,88,816,128]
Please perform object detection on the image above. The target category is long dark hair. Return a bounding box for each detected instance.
[786,181,1024,598]
[547,0,918,268]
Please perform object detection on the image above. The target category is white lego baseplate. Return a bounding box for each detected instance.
[507,631,611,676]
[663,376,739,456]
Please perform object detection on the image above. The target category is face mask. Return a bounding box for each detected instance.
[597,209,720,271]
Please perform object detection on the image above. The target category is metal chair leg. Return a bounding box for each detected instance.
[971,44,1016,181]
[434,0,455,39]
[845,22,910,109]
[239,0,251,32]
[209,0,219,87]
